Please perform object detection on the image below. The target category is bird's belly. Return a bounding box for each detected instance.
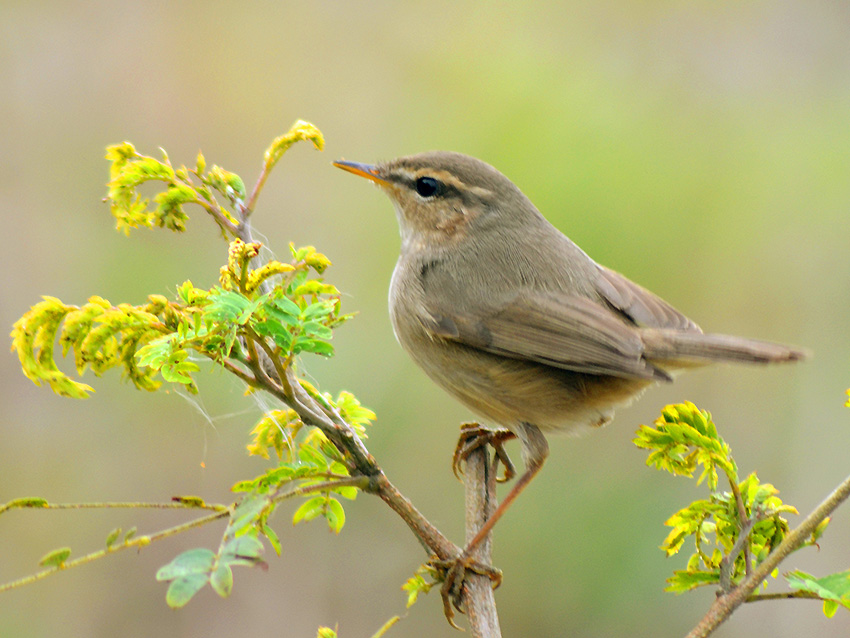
[400,332,653,436]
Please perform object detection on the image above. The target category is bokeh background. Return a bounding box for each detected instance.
[2,2,849,637]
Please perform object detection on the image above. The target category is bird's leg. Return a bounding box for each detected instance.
[452,422,517,483]
[436,423,549,625]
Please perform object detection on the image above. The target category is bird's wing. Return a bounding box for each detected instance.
[594,266,701,332]
[424,292,671,381]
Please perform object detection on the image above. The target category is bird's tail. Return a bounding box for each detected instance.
[642,329,809,366]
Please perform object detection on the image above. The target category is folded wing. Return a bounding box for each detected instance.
[425,292,671,382]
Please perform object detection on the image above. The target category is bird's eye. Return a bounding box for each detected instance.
[415,176,443,198]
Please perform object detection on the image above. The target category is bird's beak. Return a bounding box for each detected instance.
[333,159,388,185]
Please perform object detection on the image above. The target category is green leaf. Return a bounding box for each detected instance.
[263,524,282,556]
[252,319,293,350]
[220,534,264,567]
[136,335,174,368]
[302,321,333,340]
[271,295,302,317]
[227,494,272,538]
[38,547,71,568]
[293,496,325,525]
[824,599,839,618]
[205,290,257,324]
[302,300,335,320]
[334,485,359,501]
[325,497,345,533]
[294,338,334,357]
[787,569,850,614]
[165,573,209,608]
[665,569,720,593]
[156,548,216,581]
[210,563,233,598]
[1,497,49,510]
[106,528,122,548]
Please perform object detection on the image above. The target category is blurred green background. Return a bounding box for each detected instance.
[2,2,849,637]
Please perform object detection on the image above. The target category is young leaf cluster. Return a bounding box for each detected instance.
[157,493,270,608]
[237,395,374,535]
[11,238,348,398]
[105,119,323,236]
[635,402,841,616]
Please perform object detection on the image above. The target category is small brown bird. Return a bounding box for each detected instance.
[334,151,806,599]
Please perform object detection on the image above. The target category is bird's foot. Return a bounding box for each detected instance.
[453,422,517,483]
[428,553,503,629]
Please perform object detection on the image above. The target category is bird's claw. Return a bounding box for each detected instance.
[452,422,517,483]
[428,553,503,629]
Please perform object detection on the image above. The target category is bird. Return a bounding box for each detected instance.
[333,150,806,613]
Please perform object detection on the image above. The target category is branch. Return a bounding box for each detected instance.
[461,444,502,637]
[686,472,850,638]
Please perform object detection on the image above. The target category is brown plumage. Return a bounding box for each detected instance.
[334,150,807,592]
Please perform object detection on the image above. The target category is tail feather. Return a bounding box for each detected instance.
[642,329,809,365]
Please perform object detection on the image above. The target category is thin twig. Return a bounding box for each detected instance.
[0,476,368,594]
[0,509,227,594]
[243,163,271,219]
[747,591,824,603]
[0,500,225,514]
[727,474,752,579]
[718,514,762,592]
